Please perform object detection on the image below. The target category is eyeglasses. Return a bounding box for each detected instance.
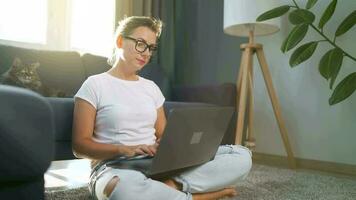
[123,36,158,55]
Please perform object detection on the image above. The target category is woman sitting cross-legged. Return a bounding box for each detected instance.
[72,16,252,200]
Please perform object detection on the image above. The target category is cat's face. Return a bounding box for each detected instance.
[11,58,41,86]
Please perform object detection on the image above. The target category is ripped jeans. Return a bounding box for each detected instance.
[90,145,252,200]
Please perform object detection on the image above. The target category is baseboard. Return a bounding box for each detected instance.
[252,152,356,177]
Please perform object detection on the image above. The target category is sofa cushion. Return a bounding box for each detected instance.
[0,44,86,96]
[81,53,111,78]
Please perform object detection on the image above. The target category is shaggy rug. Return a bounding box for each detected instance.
[45,164,356,200]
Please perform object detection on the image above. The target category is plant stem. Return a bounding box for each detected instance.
[291,0,356,62]
[311,24,356,61]
[292,0,298,7]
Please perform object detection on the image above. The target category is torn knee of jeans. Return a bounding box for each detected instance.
[103,176,120,197]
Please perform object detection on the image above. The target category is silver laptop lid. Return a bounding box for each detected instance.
[150,106,234,175]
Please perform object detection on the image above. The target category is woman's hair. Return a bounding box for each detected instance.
[108,16,163,66]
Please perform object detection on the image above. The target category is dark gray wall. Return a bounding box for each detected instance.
[174,0,246,86]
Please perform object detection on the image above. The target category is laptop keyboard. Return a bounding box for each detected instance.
[107,156,154,175]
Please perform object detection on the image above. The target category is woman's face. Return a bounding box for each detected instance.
[120,26,157,71]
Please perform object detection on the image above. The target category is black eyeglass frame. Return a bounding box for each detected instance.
[123,36,158,55]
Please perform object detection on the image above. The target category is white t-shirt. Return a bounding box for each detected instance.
[75,72,165,145]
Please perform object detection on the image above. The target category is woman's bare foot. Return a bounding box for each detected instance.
[163,179,182,190]
[163,179,237,200]
[193,187,238,200]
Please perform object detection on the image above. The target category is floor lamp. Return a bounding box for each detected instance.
[224,0,296,168]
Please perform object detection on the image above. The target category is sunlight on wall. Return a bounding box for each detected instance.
[0,0,47,44]
[70,0,115,57]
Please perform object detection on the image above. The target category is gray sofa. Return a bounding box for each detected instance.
[0,44,237,198]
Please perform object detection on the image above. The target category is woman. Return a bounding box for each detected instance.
[72,16,252,200]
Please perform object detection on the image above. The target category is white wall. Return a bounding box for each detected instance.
[253,0,356,165]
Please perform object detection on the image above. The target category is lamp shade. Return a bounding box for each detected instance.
[224,0,281,37]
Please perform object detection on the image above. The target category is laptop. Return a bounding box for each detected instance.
[106,106,234,179]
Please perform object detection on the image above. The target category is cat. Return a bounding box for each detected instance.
[0,57,66,97]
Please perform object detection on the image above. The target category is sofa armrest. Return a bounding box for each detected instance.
[172,83,236,106]
[0,85,54,182]
[47,97,76,160]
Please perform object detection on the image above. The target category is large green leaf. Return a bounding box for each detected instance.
[256,5,290,21]
[335,10,356,37]
[329,72,356,105]
[318,0,337,29]
[289,42,318,67]
[306,0,318,9]
[289,9,315,25]
[318,48,344,89]
[281,24,309,53]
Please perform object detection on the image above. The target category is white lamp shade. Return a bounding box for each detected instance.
[224,0,281,37]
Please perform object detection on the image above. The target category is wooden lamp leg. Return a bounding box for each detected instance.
[236,50,246,104]
[246,31,256,149]
[235,47,252,145]
[245,61,256,150]
[256,48,297,168]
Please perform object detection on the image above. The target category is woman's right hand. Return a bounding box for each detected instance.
[121,144,158,157]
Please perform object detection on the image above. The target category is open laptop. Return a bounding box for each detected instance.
[106,106,234,179]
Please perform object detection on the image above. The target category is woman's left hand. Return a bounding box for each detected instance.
[131,144,157,156]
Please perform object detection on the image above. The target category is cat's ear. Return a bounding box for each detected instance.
[12,57,22,68]
[31,62,40,69]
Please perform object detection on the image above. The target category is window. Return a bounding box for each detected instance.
[71,0,115,56]
[0,0,47,44]
[0,0,116,56]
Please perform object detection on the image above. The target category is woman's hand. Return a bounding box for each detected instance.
[121,144,158,157]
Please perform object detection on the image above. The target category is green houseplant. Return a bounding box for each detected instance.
[257,0,355,105]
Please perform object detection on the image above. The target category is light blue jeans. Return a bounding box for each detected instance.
[93,145,252,200]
